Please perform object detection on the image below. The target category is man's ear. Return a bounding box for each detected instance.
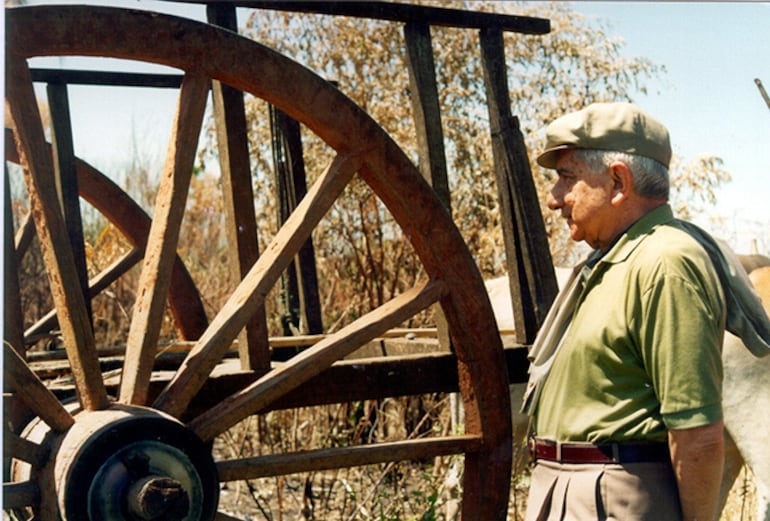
[609,161,633,206]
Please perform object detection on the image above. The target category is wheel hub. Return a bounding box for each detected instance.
[88,439,197,519]
[15,405,219,521]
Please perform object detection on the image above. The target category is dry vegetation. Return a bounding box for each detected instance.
[6,1,763,519]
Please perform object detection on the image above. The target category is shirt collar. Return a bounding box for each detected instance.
[590,204,674,268]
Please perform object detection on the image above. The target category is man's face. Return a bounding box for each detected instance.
[547,151,617,250]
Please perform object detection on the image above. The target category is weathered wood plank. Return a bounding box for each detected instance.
[168,1,551,34]
[188,280,447,441]
[189,347,529,416]
[212,77,271,370]
[5,55,109,411]
[21,329,443,363]
[30,67,183,88]
[153,152,362,418]
[479,27,558,344]
[270,106,324,336]
[402,20,455,371]
[40,346,530,420]
[208,3,271,372]
[403,22,450,211]
[119,73,210,405]
[47,81,92,326]
[217,435,482,481]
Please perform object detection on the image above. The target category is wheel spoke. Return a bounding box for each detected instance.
[5,55,109,411]
[4,432,48,467]
[119,74,210,405]
[189,279,447,442]
[217,435,481,481]
[3,343,74,432]
[153,152,362,417]
[2,481,39,510]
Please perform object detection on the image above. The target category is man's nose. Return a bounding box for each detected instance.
[547,188,562,211]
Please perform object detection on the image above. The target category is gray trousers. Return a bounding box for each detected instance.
[525,459,682,521]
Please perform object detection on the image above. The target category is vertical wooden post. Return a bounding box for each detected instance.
[269,106,323,337]
[47,81,93,328]
[479,28,557,343]
[403,22,450,212]
[207,4,271,371]
[403,22,454,352]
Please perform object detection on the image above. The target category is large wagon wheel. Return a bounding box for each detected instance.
[4,5,512,520]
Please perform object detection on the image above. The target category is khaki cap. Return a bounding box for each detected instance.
[536,102,672,169]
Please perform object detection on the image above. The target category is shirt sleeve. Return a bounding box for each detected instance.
[635,265,724,430]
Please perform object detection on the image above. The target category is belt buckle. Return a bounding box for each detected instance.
[529,437,562,463]
[527,436,537,460]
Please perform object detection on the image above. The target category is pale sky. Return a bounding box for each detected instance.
[573,2,770,251]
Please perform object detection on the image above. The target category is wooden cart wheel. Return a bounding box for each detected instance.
[4,5,512,520]
[5,128,209,346]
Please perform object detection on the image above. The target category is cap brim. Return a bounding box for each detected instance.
[536,144,573,168]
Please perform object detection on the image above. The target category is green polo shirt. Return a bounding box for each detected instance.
[534,205,725,443]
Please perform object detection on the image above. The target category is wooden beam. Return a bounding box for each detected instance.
[188,346,530,415]
[164,1,551,34]
[270,106,324,335]
[479,27,558,343]
[403,22,450,211]
[216,435,482,481]
[47,82,93,329]
[30,68,183,88]
[45,346,531,416]
[208,3,271,371]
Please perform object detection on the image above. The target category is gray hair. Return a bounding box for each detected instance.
[573,149,670,200]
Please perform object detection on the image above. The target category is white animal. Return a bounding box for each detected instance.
[487,263,770,521]
[719,266,770,520]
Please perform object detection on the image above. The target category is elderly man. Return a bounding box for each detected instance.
[523,102,725,521]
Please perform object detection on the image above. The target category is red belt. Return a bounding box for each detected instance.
[530,438,670,464]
